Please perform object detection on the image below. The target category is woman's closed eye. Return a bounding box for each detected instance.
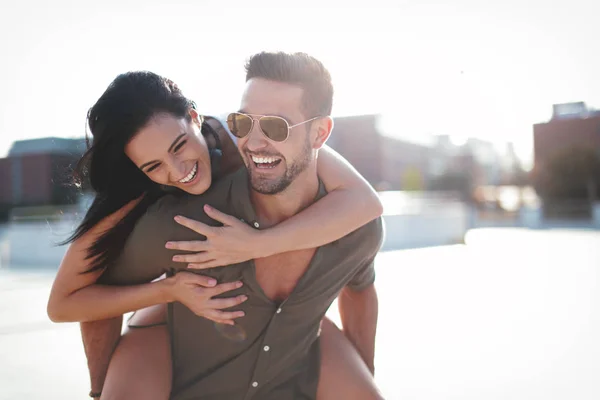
[142,138,186,173]
[173,140,187,153]
[146,163,161,173]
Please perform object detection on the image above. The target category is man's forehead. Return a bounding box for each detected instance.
[240,78,304,116]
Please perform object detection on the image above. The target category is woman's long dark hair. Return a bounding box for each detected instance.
[64,71,214,274]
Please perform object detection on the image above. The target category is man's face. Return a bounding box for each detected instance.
[237,78,316,195]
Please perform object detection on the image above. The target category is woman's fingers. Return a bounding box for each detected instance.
[166,240,208,252]
[208,295,248,310]
[207,281,244,296]
[174,215,215,236]
[183,273,217,287]
[205,309,246,321]
[172,252,213,263]
[203,205,241,226]
[187,260,224,269]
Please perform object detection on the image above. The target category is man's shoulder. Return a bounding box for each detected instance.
[335,217,385,258]
[143,169,242,224]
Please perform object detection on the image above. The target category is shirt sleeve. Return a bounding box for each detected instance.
[98,181,235,286]
[97,196,179,286]
[346,217,385,291]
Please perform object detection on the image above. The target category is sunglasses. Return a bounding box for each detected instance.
[226,112,321,142]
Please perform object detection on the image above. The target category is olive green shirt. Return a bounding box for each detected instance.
[101,168,384,400]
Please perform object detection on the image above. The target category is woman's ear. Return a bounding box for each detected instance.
[189,108,204,127]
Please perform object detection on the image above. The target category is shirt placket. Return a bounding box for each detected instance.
[243,301,287,400]
[242,216,285,400]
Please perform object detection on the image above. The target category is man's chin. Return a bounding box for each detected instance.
[249,175,291,195]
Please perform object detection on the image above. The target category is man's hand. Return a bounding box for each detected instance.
[165,205,269,269]
[165,272,247,325]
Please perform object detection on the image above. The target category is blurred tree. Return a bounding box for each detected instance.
[401,167,424,191]
[428,171,473,202]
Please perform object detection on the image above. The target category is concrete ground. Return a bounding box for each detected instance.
[1,228,599,399]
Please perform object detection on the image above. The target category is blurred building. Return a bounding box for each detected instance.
[328,115,386,186]
[328,114,512,192]
[533,101,600,168]
[328,115,434,190]
[532,102,600,219]
[0,138,86,213]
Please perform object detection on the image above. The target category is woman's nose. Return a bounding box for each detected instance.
[169,159,187,182]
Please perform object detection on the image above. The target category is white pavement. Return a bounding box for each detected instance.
[1,228,600,400]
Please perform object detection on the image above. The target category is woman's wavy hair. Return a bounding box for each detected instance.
[64,71,215,273]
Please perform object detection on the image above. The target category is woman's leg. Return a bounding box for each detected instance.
[100,304,172,400]
[317,317,385,400]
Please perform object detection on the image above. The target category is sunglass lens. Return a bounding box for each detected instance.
[227,113,253,138]
[259,117,289,142]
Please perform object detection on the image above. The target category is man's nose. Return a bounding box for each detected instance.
[244,120,268,152]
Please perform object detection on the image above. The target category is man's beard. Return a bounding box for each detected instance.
[247,136,312,195]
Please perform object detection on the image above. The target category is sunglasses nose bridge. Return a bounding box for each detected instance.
[245,117,269,149]
[253,117,274,140]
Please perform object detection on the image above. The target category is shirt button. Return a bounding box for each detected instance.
[252,381,259,388]
[263,345,270,352]
[276,308,282,314]
[253,222,260,228]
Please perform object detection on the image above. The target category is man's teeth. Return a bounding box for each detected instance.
[251,155,280,164]
[179,163,197,183]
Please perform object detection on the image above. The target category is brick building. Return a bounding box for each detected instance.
[533,102,600,168]
[532,102,600,218]
[0,138,86,213]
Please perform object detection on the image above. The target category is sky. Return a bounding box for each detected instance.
[1,0,599,168]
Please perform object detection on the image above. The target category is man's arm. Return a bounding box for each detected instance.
[80,317,123,398]
[338,284,379,374]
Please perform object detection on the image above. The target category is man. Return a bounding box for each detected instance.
[87,52,383,399]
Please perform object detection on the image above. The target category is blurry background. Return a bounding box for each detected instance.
[1,0,599,399]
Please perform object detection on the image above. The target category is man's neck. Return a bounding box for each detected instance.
[250,167,319,228]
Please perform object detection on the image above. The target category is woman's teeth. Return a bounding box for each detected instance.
[179,163,198,183]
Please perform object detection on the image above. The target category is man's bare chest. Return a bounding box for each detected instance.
[253,248,317,303]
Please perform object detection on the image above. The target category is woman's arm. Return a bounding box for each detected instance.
[260,144,383,253]
[169,145,383,268]
[47,199,245,323]
[47,198,169,322]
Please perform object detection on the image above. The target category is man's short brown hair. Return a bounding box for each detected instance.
[245,51,334,118]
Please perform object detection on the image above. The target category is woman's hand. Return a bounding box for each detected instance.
[166,205,268,269]
[166,271,247,325]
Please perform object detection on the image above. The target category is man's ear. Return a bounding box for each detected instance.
[312,116,334,149]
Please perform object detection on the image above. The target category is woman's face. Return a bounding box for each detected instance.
[125,112,212,195]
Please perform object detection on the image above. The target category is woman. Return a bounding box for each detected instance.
[47,71,384,399]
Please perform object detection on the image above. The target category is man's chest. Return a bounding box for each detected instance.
[253,248,318,303]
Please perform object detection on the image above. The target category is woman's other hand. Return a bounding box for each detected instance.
[165,271,247,325]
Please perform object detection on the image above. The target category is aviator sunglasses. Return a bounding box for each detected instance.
[226,112,321,142]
